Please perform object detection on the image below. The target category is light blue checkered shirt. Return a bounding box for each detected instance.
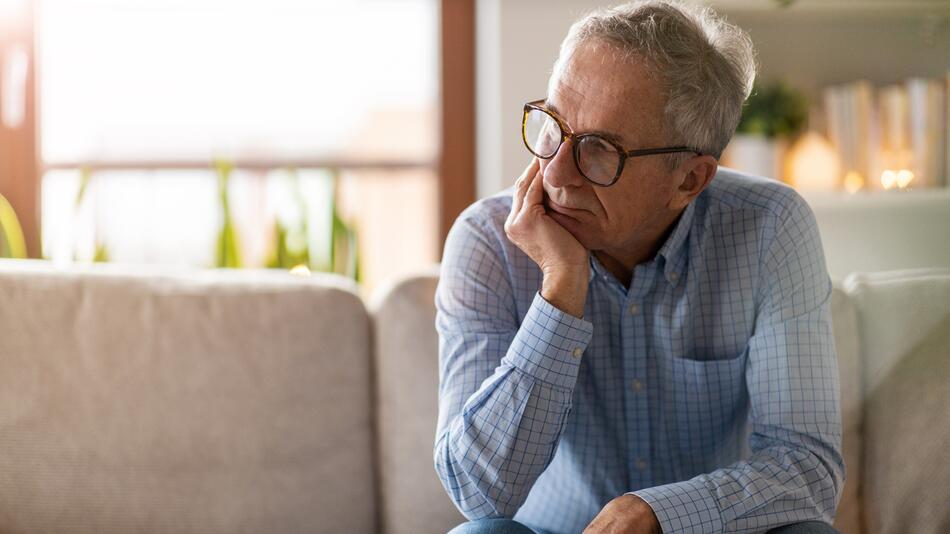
[434,168,844,533]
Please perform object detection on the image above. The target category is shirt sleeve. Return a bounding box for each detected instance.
[433,211,594,520]
[631,195,845,533]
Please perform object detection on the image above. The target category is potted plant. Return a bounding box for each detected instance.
[722,82,808,181]
[0,192,27,259]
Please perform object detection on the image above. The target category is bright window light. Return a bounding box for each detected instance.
[39,0,437,163]
[38,0,440,295]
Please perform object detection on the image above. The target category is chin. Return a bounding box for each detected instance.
[548,211,604,250]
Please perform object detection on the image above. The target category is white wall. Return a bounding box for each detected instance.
[476,0,594,198]
[475,0,950,199]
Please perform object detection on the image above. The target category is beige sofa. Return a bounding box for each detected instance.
[0,259,947,534]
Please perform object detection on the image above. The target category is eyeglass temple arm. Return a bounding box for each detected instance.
[624,146,703,157]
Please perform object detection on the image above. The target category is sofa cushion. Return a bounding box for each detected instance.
[830,288,862,534]
[370,270,465,534]
[0,260,376,533]
[843,269,950,534]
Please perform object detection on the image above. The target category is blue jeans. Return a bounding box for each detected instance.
[447,518,841,534]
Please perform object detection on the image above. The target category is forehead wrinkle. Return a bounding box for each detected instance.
[549,77,636,148]
[549,40,671,146]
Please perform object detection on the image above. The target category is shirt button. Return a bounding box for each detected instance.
[628,304,639,315]
[631,379,644,392]
[636,457,648,471]
[669,271,679,281]
[572,347,583,359]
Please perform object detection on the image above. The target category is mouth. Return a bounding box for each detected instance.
[545,196,587,218]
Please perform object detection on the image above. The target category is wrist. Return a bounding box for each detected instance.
[540,266,589,319]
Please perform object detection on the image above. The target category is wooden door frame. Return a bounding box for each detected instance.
[0,0,39,258]
[439,0,477,253]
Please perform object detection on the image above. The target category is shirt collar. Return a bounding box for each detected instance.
[586,199,697,289]
[655,200,696,288]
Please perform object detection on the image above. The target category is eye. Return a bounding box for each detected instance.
[580,135,618,156]
[577,135,621,184]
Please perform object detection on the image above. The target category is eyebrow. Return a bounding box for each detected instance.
[544,100,628,147]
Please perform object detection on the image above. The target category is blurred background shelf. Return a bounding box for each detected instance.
[802,188,950,280]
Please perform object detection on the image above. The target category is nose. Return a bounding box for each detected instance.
[541,137,586,189]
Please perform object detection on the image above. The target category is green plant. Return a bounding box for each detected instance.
[266,168,360,282]
[328,170,359,282]
[737,82,808,139]
[266,168,310,270]
[0,192,27,259]
[213,162,359,279]
[76,167,110,263]
[214,160,242,268]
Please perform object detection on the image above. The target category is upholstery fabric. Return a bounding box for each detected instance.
[371,270,466,534]
[0,261,376,533]
[2,259,947,534]
[843,269,950,534]
[830,288,862,534]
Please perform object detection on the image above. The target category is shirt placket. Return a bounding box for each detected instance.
[623,261,657,489]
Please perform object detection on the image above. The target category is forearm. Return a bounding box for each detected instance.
[632,435,843,533]
[435,292,593,518]
[435,367,574,518]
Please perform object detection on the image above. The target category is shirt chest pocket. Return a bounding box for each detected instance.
[656,353,748,477]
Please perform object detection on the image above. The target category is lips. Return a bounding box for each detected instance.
[546,198,586,216]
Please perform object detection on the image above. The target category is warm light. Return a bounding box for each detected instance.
[289,264,311,276]
[896,170,914,189]
[842,171,864,194]
[784,131,841,192]
[881,170,897,189]
[880,169,914,190]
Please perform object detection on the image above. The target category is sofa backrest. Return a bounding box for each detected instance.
[842,269,950,534]
[0,260,377,533]
[370,269,465,534]
[831,288,862,534]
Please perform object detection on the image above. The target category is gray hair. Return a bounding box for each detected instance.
[550,0,756,162]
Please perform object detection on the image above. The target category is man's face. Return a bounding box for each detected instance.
[540,41,682,254]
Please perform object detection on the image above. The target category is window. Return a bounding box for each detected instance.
[37,0,440,295]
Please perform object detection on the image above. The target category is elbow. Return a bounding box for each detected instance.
[800,439,846,523]
[813,434,846,513]
[433,431,522,521]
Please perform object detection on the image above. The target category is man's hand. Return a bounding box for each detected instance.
[583,494,662,534]
[504,159,589,318]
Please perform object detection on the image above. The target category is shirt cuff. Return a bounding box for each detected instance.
[630,477,723,534]
[502,291,594,389]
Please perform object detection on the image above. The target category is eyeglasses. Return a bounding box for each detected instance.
[521,99,702,187]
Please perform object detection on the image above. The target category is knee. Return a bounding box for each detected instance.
[447,518,537,534]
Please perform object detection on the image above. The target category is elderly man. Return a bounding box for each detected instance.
[434,2,843,533]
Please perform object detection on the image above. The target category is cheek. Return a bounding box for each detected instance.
[598,189,650,234]
[597,190,632,225]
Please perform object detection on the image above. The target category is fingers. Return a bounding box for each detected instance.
[510,158,539,218]
[524,160,544,208]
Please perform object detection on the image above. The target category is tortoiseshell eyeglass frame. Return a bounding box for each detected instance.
[521,99,703,187]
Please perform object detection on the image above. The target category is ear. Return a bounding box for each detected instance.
[669,155,718,210]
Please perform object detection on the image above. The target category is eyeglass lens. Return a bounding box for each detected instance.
[523,108,620,185]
